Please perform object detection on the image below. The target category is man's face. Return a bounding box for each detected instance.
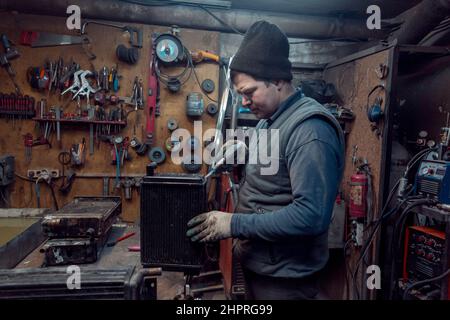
[233,72,280,119]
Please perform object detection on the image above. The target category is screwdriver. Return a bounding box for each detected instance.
[106,232,136,247]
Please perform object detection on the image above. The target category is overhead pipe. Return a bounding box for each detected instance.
[389,0,450,45]
[0,0,389,40]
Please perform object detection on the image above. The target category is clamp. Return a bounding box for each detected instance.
[73,70,98,99]
[61,69,84,96]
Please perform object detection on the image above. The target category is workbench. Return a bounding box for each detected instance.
[13,224,188,299]
[12,223,224,299]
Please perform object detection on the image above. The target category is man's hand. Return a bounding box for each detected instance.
[186,211,233,242]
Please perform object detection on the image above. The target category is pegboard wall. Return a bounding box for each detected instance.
[324,48,391,223]
[323,47,393,299]
[0,13,220,222]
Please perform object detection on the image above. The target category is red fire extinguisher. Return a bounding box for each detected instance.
[349,171,368,219]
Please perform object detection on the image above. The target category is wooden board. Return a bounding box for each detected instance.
[324,49,390,211]
[323,48,392,299]
[0,13,220,222]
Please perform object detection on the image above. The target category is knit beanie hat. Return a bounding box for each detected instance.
[230,20,292,81]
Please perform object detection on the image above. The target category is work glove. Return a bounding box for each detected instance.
[186,211,233,242]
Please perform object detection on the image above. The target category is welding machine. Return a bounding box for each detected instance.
[415,160,450,204]
[403,226,449,299]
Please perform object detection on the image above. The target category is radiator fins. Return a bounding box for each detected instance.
[140,174,207,272]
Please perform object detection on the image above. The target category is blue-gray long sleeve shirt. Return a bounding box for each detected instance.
[231,100,344,242]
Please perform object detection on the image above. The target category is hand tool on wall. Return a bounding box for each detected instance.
[88,106,95,155]
[0,93,35,119]
[103,177,110,196]
[113,138,122,189]
[70,138,86,167]
[99,66,109,91]
[73,70,98,99]
[23,133,51,162]
[55,106,62,148]
[24,133,32,162]
[28,59,80,92]
[20,31,95,60]
[122,39,158,157]
[130,77,144,109]
[122,178,134,200]
[61,69,84,96]
[58,151,76,194]
[59,61,80,92]
[81,21,143,48]
[27,66,50,90]
[81,20,142,64]
[191,50,221,64]
[0,34,21,94]
[57,151,70,193]
[110,66,120,92]
[142,37,159,153]
[116,44,139,65]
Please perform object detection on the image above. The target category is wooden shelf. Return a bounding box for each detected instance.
[33,117,127,126]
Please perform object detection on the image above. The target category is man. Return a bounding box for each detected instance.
[187,20,345,300]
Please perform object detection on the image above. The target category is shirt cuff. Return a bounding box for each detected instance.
[231,213,242,238]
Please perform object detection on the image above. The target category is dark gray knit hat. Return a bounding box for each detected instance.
[230,20,292,81]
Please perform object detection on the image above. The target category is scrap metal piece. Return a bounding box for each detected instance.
[40,238,97,266]
[41,196,121,238]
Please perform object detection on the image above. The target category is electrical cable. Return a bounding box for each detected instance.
[155,48,193,87]
[195,4,244,35]
[115,144,121,188]
[155,44,219,102]
[25,182,34,207]
[189,55,219,103]
[14,172,34,182]
[365,146,436,231]
[388,198,436,299]
[119,0,367,44]
[351,191,415,299]
[120,0,244,35]
[0,188,9,207]
[402,268,450,300]
[343,237,354,300]
[46,180,59,211]
[35,180,41,209]
[404,146,437,174]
